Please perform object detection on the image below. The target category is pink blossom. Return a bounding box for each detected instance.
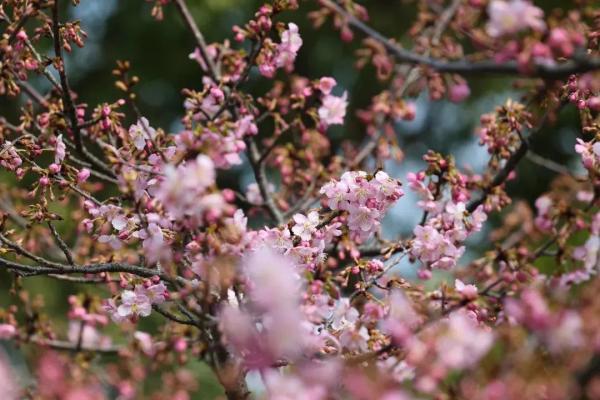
[448,82,471,103]
[128,117,157,151]
[275,23,303,71]
[436,311,493,369]
[67,321,112,350]
[134,331,156,356]
[455,279,478,300]
[137,282,168,305]
[318,77,337,95]
[292,211,320,241]
[263,370,327,400]
[330,298,359,330]
[318,92,348,126]
[546,311,583,354]
[347,204,380,232]
[154,155,216,222]
[486,0,546,38]
[339,325,370,352]
[320,171,402,239]
[76,168,90,183]
[98,234,122,250]
[0,352,19,400]
[220,248,314,369]
[54,134,66,164]
[382,290,420,344]
[117,290,152,318]
[0,324,16,339]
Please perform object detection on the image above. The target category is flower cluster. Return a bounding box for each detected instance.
[105,280,168,322]
[154,155,217,224]
[219,248,318,369]
[258,22,303,78]
[408,170,487,273]
[575,138,600,174]
[486,0,546,38]
[320,171,403,240]
[317,77,349,127]
[1,0,600,398]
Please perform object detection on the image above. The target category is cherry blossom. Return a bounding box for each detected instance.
[486,0,546,38]
[318,92,348,127]
[116,290,152,319]
[292,211,320,241]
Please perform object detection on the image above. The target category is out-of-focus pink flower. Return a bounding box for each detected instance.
[486,0,546,38]
[382,290,420,344]
[76,168,90,183]
[0,324,16,340]
[54,134,66,164]
[318,77,337,95]
[455,279,478,300]
[128,117,157,151]
[318,92,348,126]
[263,370,327,400]
[275,23,303,71]
[0,352,19,400]
[436,311,494,369]
[448,82,471,103]
[154,155,216,223]
[67,321,112,350]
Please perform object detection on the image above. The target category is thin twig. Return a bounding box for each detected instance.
[172,0,220,82]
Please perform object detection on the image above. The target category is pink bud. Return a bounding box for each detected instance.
[210,87,225,102]
[16,30,28,42]
[48,163,61,174]
[39,176,50,186]
[77,168,91,183]
[222,189,235,202]
[318,77,337,95]
[174,338,187,353]
[448,82,471,103]
[587,97,600,112]
[403,102,416,121]
[548,28,573,56]
[341,25,353,42]
[417,269,432,280]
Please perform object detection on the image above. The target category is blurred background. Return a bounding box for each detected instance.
[0,0,585,398]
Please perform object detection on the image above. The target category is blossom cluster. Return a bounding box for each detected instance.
[105,280,168,321]
[1,0,600,399]
[320,171,404,240]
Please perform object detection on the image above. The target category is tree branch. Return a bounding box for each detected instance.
[51,0,115,178]
[321,0,600,79]
[172,0,220,82]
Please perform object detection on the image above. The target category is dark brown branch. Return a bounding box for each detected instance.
[47,221,75,265]
[152,305,199,327]
[0,257,185,287]
[466,104,560,213]
[466,139,528,213]
[29,336,121,354]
